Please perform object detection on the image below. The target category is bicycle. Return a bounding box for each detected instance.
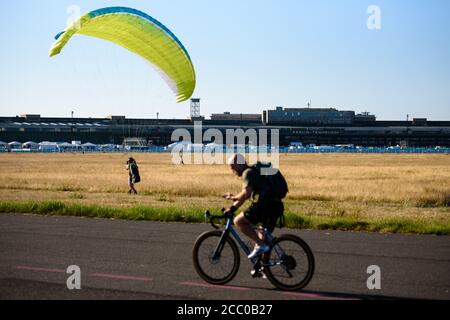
[192,209,315,291]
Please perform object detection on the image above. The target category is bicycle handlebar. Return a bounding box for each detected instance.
[205,209,233,229]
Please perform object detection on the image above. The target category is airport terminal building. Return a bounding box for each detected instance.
[1,107,449,148]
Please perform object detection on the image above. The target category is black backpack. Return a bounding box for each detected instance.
[252,162,288,199]
[130,162,141,183]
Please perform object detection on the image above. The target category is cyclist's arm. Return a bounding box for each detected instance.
[230,185,252,210]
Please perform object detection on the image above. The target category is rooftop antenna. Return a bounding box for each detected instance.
[71,110,75,136]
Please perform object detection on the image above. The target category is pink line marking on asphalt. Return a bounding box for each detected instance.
[283,291,360,301]
[90,273,153,282]
[16,265,66,273]
[180,281,250,291]
[16,266,152,282]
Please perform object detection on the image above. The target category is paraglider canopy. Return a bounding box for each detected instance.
[50,7,196,103]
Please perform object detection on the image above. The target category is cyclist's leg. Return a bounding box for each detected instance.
[256,227,265,242]
[262,201,284,233]
[234,211,264,246]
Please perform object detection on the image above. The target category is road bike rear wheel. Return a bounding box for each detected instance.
[193,230,240,285]
[264,234,315,291]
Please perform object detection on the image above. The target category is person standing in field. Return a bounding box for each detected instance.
[126,157,140,194]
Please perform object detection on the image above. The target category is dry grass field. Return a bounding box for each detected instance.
[0,152,449,233]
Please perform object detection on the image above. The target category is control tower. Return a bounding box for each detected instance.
[190,98,204,120]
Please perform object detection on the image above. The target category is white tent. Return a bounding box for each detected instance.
[57,142,73,148]
[99,144,116,151]
[0,141,8,151]
[22,141,39,150]
[39,141,58,151]
[57,142,81,152]
[167,141,191,152]
[8,141,22,149]
[81,142,98,151]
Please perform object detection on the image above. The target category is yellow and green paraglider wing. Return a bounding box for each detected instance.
[50,7,196,103]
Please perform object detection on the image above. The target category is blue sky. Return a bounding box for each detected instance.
[0,0,449,120]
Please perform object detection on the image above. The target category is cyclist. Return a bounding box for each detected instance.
[224,154,284,259]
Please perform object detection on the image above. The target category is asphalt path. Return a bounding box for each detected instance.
[0,213,449,300]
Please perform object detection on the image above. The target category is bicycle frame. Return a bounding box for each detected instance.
[209,212,285,269]
[197,210,315,290]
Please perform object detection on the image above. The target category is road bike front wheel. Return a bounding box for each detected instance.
[192,230,240,285]
[264,234,315,291]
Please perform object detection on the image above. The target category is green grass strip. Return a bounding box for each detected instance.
[0,201,448,235]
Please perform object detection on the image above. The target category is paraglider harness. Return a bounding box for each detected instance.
[251,162,288,229]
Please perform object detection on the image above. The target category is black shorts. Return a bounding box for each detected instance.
[244,201,284,232]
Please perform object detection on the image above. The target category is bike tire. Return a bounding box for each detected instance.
[264,234,315,291]
[192,230,240,285]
